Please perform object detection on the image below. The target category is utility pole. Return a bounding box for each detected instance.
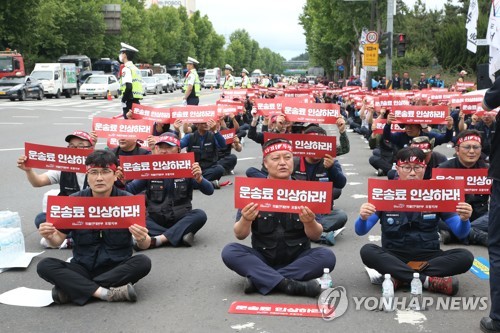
[386,0,394,81]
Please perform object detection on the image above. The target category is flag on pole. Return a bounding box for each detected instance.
[466,0,479,53]
[488,1,500,81]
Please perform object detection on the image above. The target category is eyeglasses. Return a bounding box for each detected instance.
[459,145,481,151]
[398,164,426,173]
[87,168,114,177]
[68,144,92,149]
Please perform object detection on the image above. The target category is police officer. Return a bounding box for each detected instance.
[402,71,412,90]
[479,78,500,332]
[241,68,252,88]
[417,73,429,90]
[223,64,235,90]
[126,133,213,249]
[221,138,336,297]
[119,43,143,119]
[356,147,474,296]
[183,57,201,106]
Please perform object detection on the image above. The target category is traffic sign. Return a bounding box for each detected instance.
[336,58,344,66]
[338,65,345,72]
[363,43,379,67]
[366,31,379,43]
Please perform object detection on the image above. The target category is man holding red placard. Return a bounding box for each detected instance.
[17,130,95,248]
[125,133,214,249]
[37,150,151,305]
[356,147,473,296]
[221,138,335,297]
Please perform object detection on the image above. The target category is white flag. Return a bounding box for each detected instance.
[466,0,479,53]
[488,2,500,81]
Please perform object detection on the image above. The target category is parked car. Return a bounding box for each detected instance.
[79,74,120,99]
[143,77,163,95]
[0,76,44,101]
[153,73,175,93]
[234,77,242,87]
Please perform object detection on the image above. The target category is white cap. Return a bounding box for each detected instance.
[323,268,330,273]
[120,42,139,53]
[225,64,233,71]
[384,274,391,279]
[186,56,199,65]
[413,272,419,278]
[241,68,249,74]
[460,70,468,75]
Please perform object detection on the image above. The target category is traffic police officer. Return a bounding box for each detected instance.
[241,68,252,88]
[183,57,201,106]
[119,42,143,119]
[221,138,336,297]
[356,147,474,296]
[223,64,235,90]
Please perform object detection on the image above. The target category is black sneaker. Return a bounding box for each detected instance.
[211,180,221,190]
[52,286,70,304]
[182,232,194,247]
[481,317,500,333]
[469,228,488,246]
[243,277,257,294]
[283,279,321,298]
[439,230,451,244]
[108,283,137,302]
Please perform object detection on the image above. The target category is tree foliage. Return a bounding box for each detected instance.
[0,0,284,73]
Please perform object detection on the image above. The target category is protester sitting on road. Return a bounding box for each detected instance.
[180,118,226,189]
[468,111,496,159]
[292,125,348,246]
[356,147,474,296]
[126,133,213,249]
[217,116,243,176]
[437,130,489,247]
[383,112,454,151]
[221,138,336,297]
[37,150,152,305]
[368,109,398,177]
[17,130,95,249]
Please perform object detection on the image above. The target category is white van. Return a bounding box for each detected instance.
[30,63,78,98]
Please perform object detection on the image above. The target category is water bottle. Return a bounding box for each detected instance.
[391,163,397,171]
[0,211,21,229]
[410,272,423,311]
[382,274,394,312]
[320,268,333,290]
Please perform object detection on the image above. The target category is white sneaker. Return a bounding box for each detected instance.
[333,227,346,238]
[40,238,56,249]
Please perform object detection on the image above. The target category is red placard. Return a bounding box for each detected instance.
[220,89,248,99]
[460,102,480,115]
[130,103,171,123]
[425,92,461,104]
[106,137,150,150]
[220,129,236,145]
[392,105,448,125]
[170,105,218,123]
[284,89,312,97]
[368,179,464,212]
[228,301,322,318]
[372,119,404,135]
[24,143,92,173]
[432,168,491,194]
[92,117,153,140]
[120,153,195,179]
[47,195,146,229]
[216,101,243,116]
[264,132,336,158]
[374,96,411,110]
[234,177,332,214]
[282,102,340,124]
[254,99,284,116]
[451,95,484,107]
[456,82,476,90]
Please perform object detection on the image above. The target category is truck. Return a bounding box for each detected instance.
[57,55,91,86]
[152,63,167,75]
[30,63,78,98]
[0,50,25,79]
[167,63,183,84]
[202,67,220,89]
[92,58,120,78]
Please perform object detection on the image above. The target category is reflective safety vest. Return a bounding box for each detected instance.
[120,62,144,99]
[183,69,201,98]
[223,74,235,89]
[242,75,252,88]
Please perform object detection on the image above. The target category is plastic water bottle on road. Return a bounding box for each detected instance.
[319,268,333,290]
[410,272,423,310]
[382,274,394,312]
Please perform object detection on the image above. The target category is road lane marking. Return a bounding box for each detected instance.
[0,122,23,125]
[12,116,39,118]
[53,123,84,125]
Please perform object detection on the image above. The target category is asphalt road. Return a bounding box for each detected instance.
[0,89,490,333]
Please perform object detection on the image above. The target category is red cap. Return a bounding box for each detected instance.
[65,131,93,144]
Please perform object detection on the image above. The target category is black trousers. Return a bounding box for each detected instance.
[218,154,237,173]
[369,148,393,174]
[122,98,141,119]
[489,180,500,320]
[187,96,199,105]
[37,255,151,305]
[146,209,207,246]
[360,243,473,283]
